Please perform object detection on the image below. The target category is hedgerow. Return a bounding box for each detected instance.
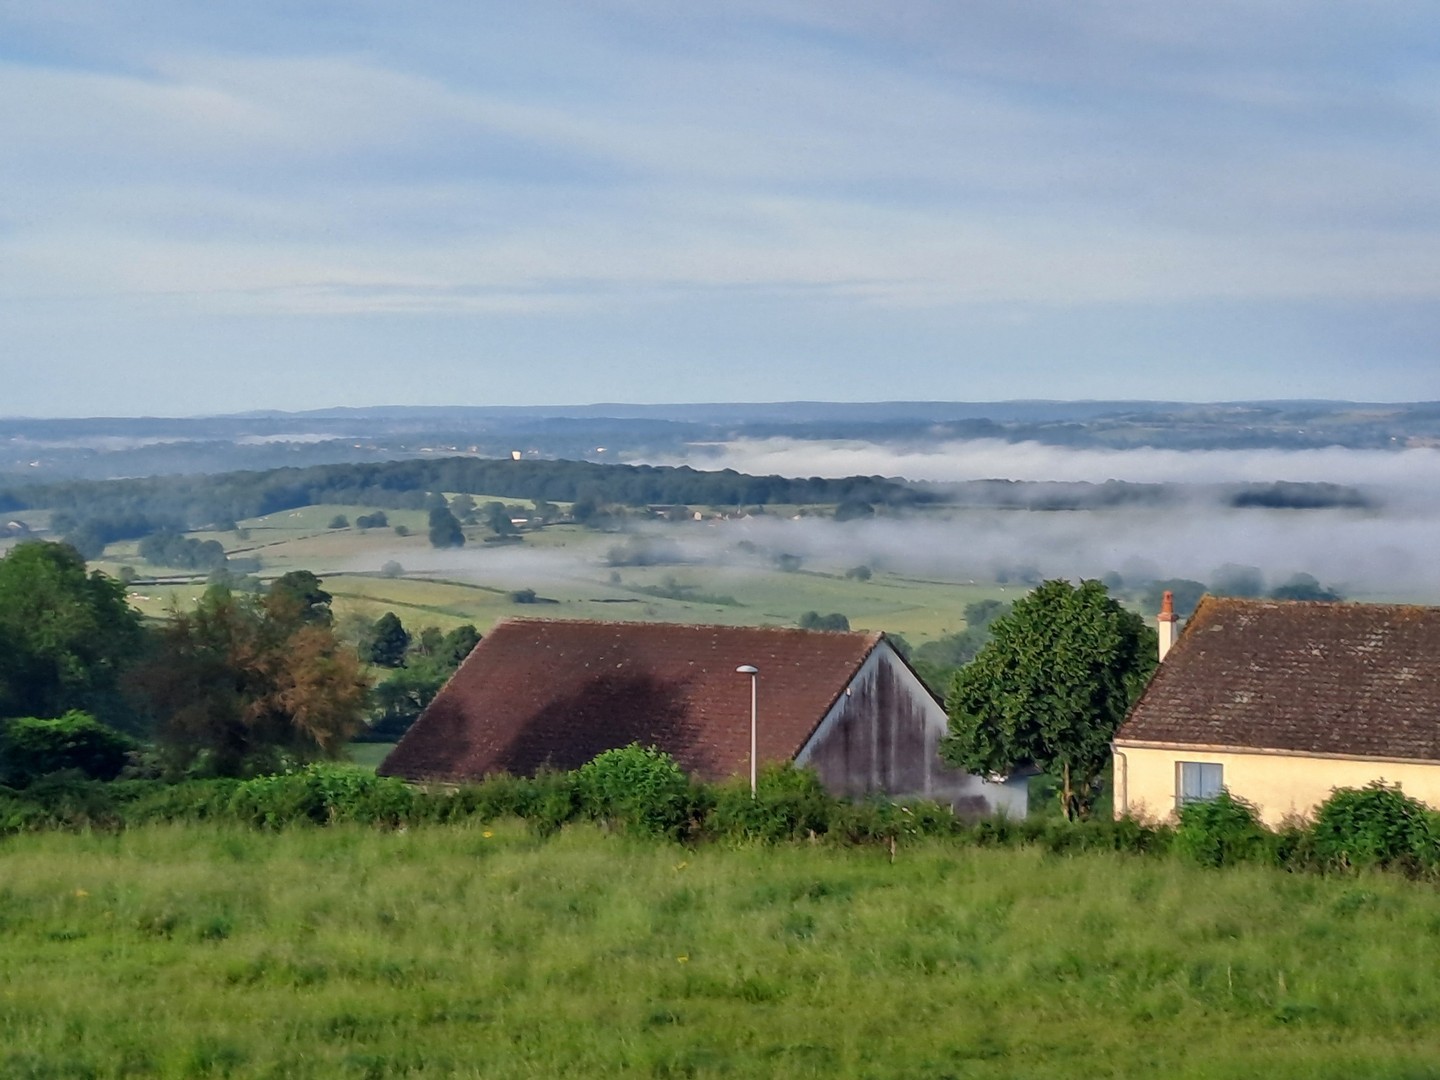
[1,752,1437,882]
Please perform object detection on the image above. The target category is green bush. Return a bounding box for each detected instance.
[1310,782,1440,876]
[0,712,137,787]
[527,768,582,837]
[574,745,697,839]
[229,765,413,829]
[706,764,838,843]
[3,773,127,830]
[1174,791,1273,868]
[121,778,243,824]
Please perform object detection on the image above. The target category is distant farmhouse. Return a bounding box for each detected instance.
[380,619,1027,817]
[1113,596,1440,826]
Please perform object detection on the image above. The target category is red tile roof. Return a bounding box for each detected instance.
[1116,597,1440,761]
[378,619,885,783]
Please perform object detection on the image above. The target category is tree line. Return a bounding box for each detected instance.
[5,456,933,539]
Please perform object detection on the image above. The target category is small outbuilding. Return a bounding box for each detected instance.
[1113,597,1440,825]
[379,618,1026,816]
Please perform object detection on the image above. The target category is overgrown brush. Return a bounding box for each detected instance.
[1174,790,1274,868]
[1309,781,1440,875]
[2,750,1438,884]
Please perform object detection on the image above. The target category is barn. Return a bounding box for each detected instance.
[379,618,1027,817]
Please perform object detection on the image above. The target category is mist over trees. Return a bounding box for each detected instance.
[1,457,936,537]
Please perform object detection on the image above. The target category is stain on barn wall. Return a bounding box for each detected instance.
[796,647,1026,817]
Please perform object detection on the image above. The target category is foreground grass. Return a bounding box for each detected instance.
[4,824,1440,1079]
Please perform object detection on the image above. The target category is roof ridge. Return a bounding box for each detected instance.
[493,616,882,640]
[1197,596,1440,614]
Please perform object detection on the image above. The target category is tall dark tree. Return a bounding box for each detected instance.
[441,624,481,665]
[428,507,465,548]
[1141,579,1208,619]
[365,623,480,741]
[0,541,145,728]
[264,570,333,627]
[133,585,367,777]
[1269,573,1343,602]
[943,579,1156,820]
[448,493,476,523]
[484,501,517,536]
[367,612,411,668]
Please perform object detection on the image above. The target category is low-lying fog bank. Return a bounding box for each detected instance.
[659,437,1440,493]
[342,501,1440,602]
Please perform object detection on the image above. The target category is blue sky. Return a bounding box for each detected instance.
[2,1,1438,416]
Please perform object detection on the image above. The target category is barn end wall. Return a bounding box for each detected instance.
[794,644,1026,818]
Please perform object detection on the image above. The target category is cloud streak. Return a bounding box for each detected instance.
[3,2,1439,411]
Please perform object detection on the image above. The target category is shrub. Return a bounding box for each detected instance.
[0,712,138,787]
[706,764,838,843]
[1310,782,1440,876]
[1174,791,1273,868]
[121,778,243,824]
[527,768,582,837]
[411,775,533,824]
[229,765,413,829]
[575,745,697,839]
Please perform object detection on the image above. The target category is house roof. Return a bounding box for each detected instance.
[1116,597,1440,761]
[378,618,887,783]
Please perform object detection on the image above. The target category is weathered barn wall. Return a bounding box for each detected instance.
[795,645,1026,818]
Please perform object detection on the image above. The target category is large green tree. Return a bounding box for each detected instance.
[428,507,465,548]
[366,612,411,668]
[943,579,1156,820]
[133,584,367,777]
[0,541,145,728]
[264,570,334,627]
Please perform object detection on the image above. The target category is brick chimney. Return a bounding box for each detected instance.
[1157,589,1178,661]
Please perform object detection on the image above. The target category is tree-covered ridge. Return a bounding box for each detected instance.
[2,456,933,531]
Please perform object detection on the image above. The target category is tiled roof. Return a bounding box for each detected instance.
[1116,597,1440,761]
[379,619,885,783]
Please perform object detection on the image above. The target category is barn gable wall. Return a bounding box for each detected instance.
[794,643,1027,818]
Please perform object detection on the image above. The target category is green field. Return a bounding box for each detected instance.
[104,507,1016,644]
[3,824,1439,1078]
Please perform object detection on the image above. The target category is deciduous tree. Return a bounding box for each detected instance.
[428,507,465,548]
[943,579,1156,820]
[134,584,367,776]
[366,612,411,668]
[0,541,145,729]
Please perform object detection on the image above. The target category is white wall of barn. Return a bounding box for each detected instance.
[794,643,1027,818]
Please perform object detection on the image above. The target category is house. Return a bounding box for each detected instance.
[1113,596,1440,826]
[379,618,1027,816]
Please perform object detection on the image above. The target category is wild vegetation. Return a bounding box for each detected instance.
[4,814,1440,1078]
[945,580,1157,819]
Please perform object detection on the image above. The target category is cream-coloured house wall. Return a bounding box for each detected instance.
[1113,743,1440,827]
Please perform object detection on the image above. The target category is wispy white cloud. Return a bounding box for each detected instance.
[1,2,1438,410]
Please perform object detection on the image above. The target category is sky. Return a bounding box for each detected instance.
[2,1,1438,417]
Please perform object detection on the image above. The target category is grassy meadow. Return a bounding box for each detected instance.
[4,823,1440,1078]
[105,505,1015,644]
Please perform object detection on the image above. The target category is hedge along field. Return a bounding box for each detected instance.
[5,824,1440,1079]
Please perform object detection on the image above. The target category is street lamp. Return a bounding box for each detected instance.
[736,665,759,797]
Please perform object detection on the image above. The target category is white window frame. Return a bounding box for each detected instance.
[1176,760,1224,805]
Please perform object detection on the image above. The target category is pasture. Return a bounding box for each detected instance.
[3,823,1440,1078]
[107,506,1014,644]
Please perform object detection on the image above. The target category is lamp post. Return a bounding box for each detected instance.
[736,665,758,797]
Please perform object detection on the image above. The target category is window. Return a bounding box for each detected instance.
[1177,761,1224,804]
